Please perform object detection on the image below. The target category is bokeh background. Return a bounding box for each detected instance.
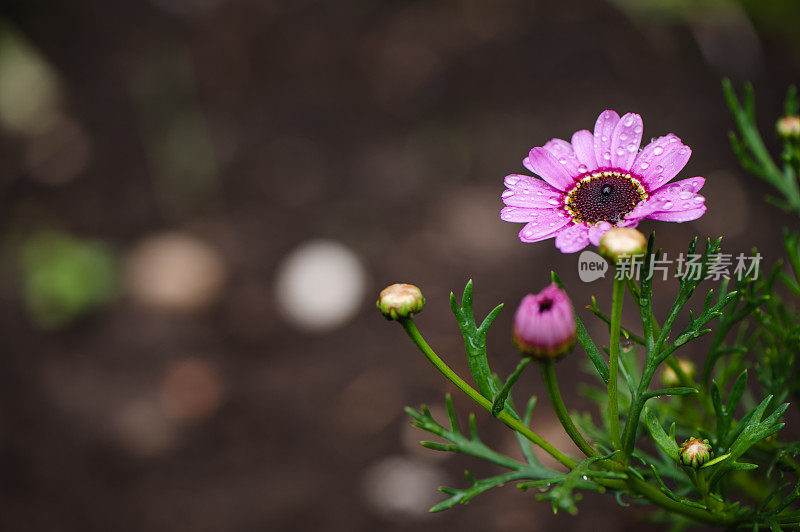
[1,0,800,530]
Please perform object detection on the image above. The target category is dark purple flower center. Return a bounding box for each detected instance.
[539,299,553,312]
[564,170,648,225]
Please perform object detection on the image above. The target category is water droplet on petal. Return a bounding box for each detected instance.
[502,190,514,198]
[547,198,560,206]
[663,201,673,209]
[615,147,625,156]
[640,162,649,170]
[693,196,704,204]
[577,164,588,173]
[603,151,611,160]
[654,165,664,174]
[678,191,692,200]
[506,176,519,185]
[653,146,664,156]
[624,115,634,126]
[558,157,567,165]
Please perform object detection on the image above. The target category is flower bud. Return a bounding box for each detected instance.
[680,438,712,468]
[777,116,800,139]
[598,227,647,263]
[661,359,696,387]
[513,284,576,361]
[377,283,425,320]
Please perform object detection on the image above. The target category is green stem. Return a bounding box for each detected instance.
[541,360,599,458]
[400,318,577,469]
[399,318,741,527]
[608,276,625,449]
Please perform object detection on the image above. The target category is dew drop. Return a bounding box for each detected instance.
[619,132,628,141]
[577,164,588,173]
[640,162,650,170]
[663,201,673,209]
[506,176,519,185]
[653,146,664,156]
[559,157,567,165]
[654,165,664,174]
[615,147,625,156]
[623,115,634,126]
[547,198,560,206]
[603,151,611,160]
[693,196,704,204]
[502,190,514,198]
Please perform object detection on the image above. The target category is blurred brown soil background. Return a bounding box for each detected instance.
[1,0,800,530]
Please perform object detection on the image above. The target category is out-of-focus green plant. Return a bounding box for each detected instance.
[375,83,800,528]
[20,231,119,329]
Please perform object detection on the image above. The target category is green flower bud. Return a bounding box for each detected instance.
[777,116,800,139]
[680,438,712,468]
[598,228,647,263]
[377,283,425,320]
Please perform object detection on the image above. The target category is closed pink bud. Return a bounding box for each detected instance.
[513,284,576,361]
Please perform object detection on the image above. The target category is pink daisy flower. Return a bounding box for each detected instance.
[500,110,707,253]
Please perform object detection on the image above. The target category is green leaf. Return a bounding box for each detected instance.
[644,408,680,461]
[450,280,502,399]
[643,387,698,400]
[551,271,609,384]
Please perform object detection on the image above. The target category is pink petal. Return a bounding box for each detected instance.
[653,176,705,195]
[543,138,575,158]
[593,110,621,169]
[518,210,572,242]
[554,223,590,253]
[502,174,562,208]
[616,218,640,228]
[571,129,598,172]
[626,197,662,220]
[527,147,578,191]
[588,221,612,246]
[522,156,534,173]
[627,178,706,220]
[646,206,706,222]
[544,138,583,176]
[501,206,559,222]
[610,113,643,171]
[632,134,692,190]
